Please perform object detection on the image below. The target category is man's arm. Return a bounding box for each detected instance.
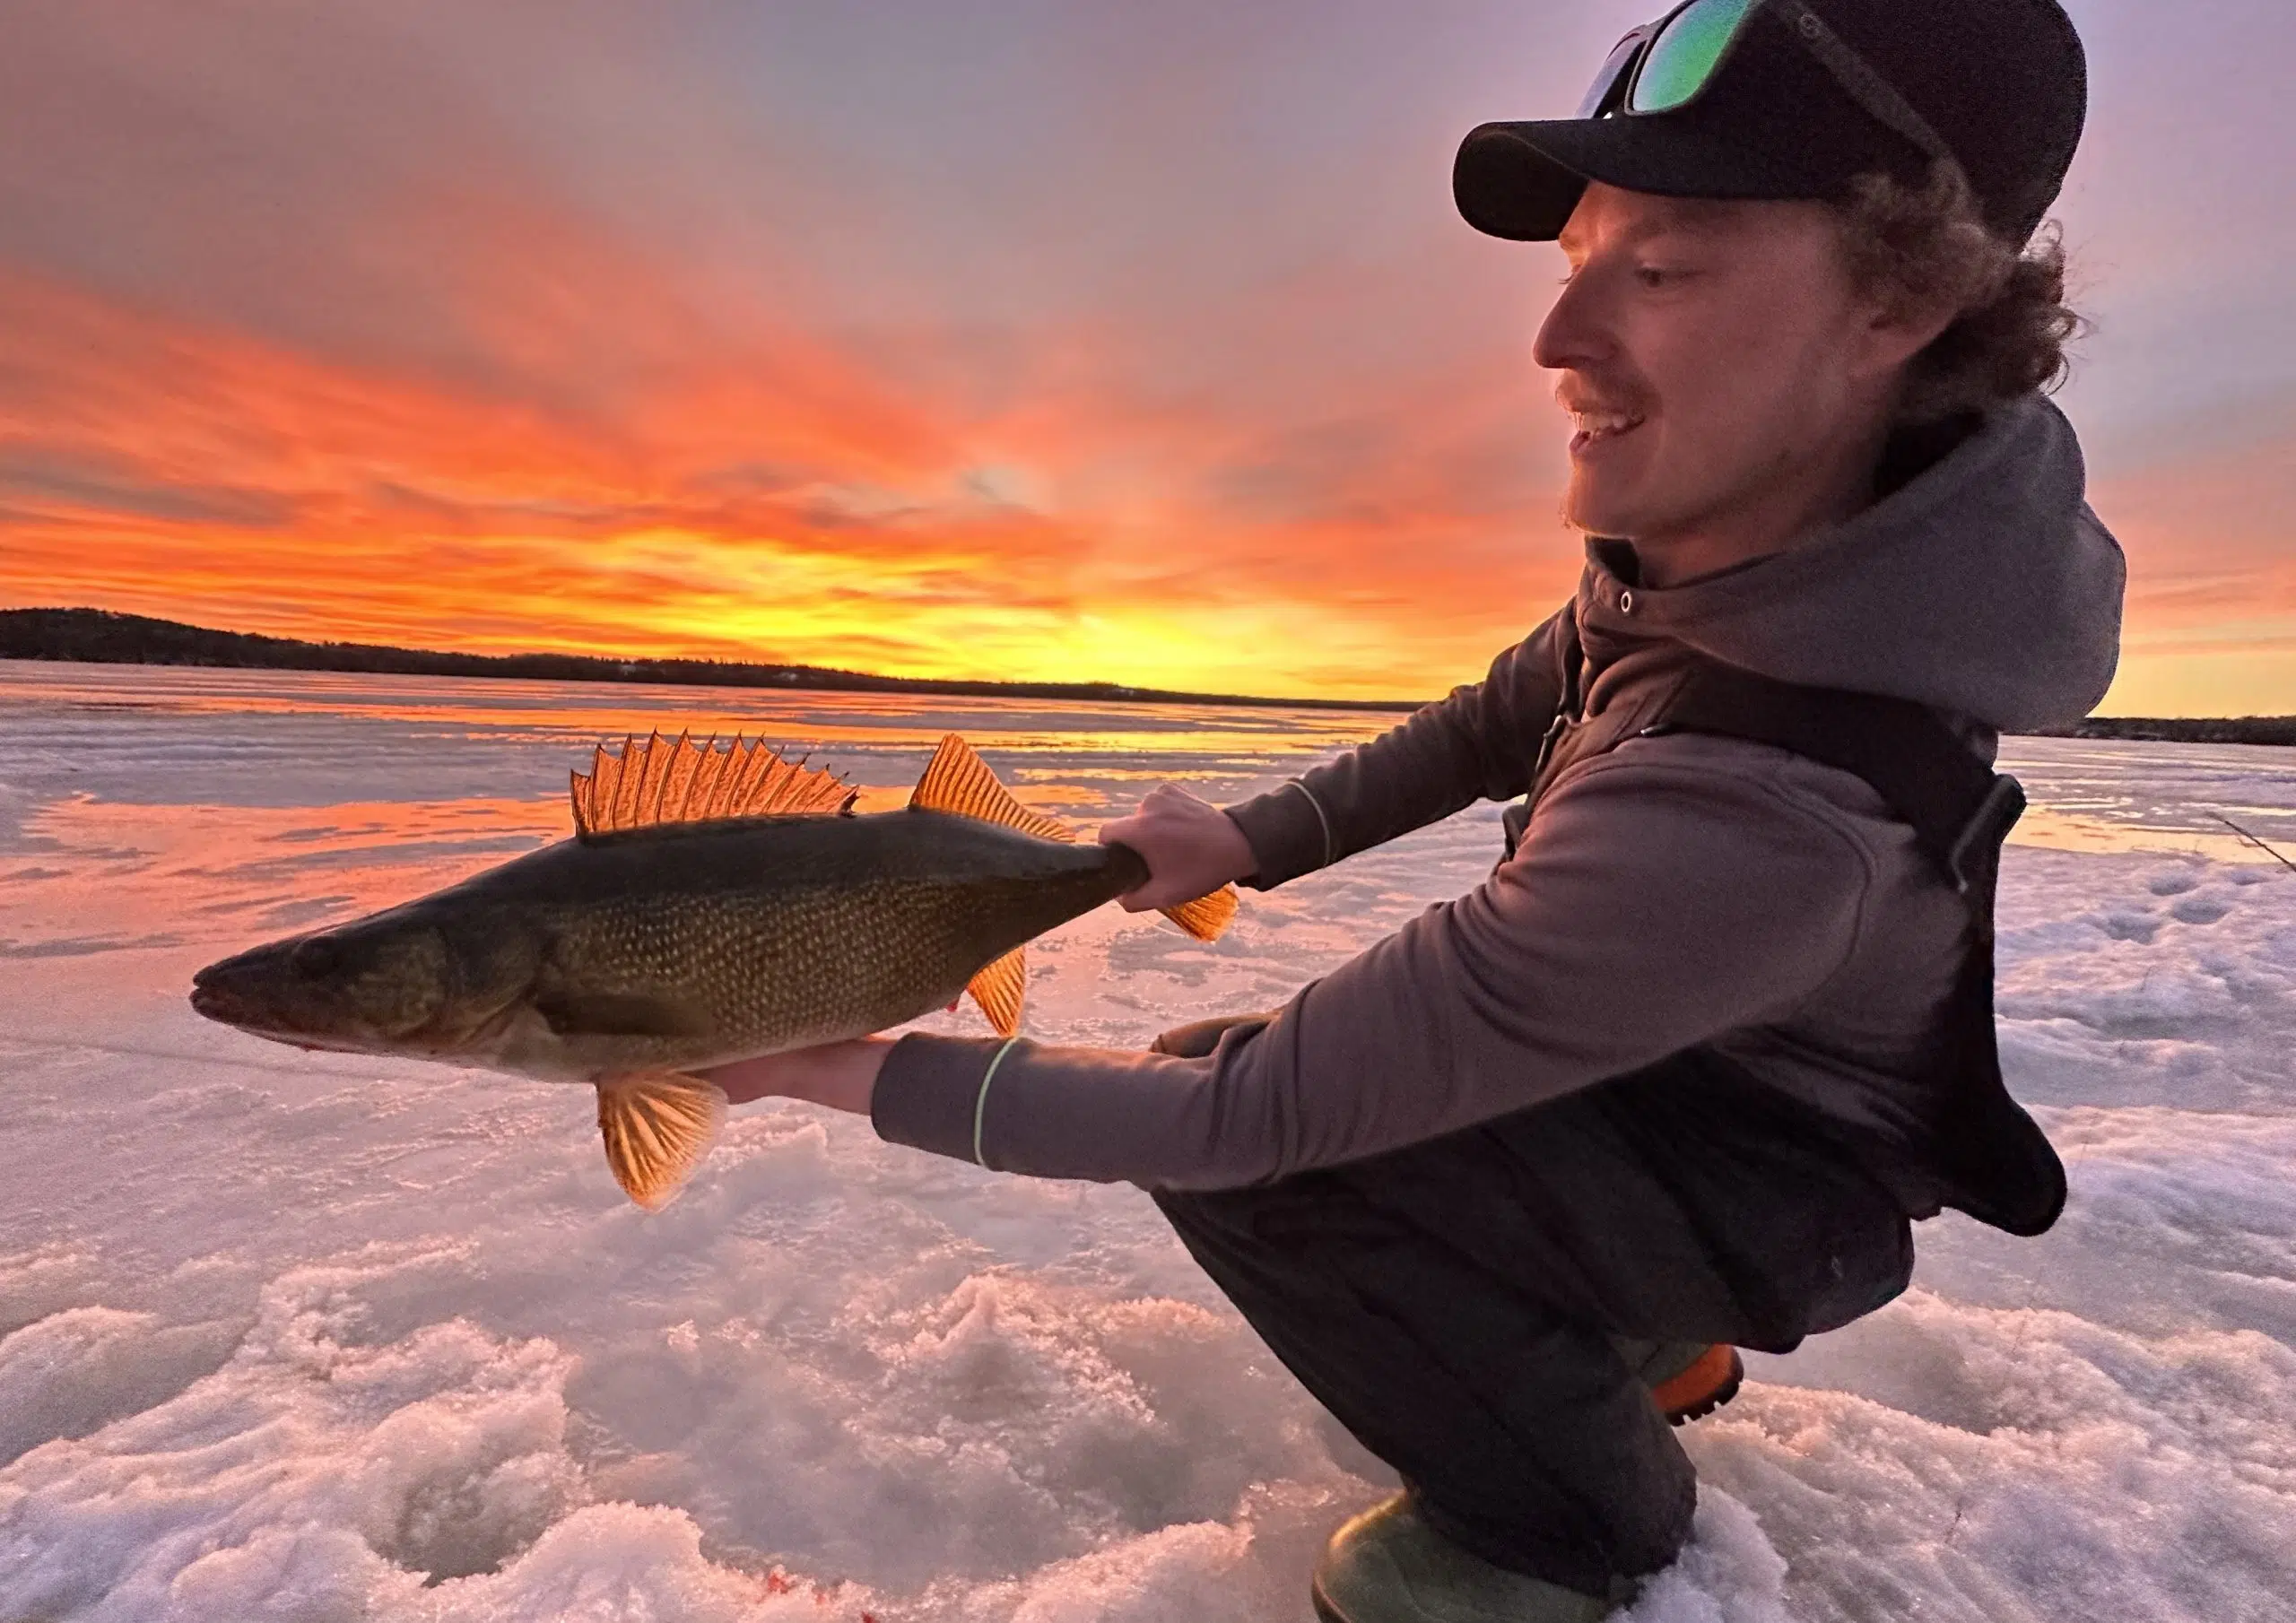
[869,739,1879,1188]
[1219,606,1573,890]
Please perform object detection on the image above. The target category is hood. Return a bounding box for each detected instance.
[1574,394,2126,733]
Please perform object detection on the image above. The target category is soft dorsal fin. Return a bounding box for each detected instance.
[908,734,1072,842]
[909,732,1240,947]
[966,944,1027,1037]
[572,732,857,837]
[596,1073,726,1210]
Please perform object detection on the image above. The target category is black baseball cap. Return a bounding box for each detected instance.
[1455,0,2085,247]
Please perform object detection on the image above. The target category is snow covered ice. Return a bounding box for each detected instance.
[3,661,2293,1622]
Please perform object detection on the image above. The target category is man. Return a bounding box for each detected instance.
[707,0,2124,1616]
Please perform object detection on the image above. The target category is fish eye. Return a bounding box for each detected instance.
[291,936,343,978]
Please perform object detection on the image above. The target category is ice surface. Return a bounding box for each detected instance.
[3,659,2292,1621]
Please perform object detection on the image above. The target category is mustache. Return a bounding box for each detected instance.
[1554,383,1650,416]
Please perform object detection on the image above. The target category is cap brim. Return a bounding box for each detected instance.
[1454,115,1836,241]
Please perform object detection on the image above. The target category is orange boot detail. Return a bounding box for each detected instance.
[1649,1343,1743,1426]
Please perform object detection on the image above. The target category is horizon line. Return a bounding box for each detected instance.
[5,604,2293,731]
[0,604,1431,713]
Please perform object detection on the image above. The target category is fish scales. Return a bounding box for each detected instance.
[189,732,1223,1208]
[578,864,1077,1055]
[192,808,1149,1079]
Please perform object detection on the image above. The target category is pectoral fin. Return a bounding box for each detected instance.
[965,945,1027,1037]
[596,1073,727,1210]
[535,990,713,1039]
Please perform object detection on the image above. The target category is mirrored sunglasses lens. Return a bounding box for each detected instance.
[1575,33,1646,118]
[1630,0,1758,113]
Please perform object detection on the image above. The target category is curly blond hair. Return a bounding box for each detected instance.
[1833,166,2083,423]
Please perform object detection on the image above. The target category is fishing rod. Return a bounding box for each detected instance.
[2209,812,2296,875]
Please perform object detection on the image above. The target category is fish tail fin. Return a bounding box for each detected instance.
[596,1073,726,1211]
[909,734,1073,841]
[1159,885,1239,942]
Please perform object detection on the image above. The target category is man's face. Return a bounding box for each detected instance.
[1535,182,1899,555]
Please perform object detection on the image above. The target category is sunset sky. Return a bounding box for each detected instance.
[2,1,2289,712]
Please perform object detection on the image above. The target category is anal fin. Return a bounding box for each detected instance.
[596,1073,727,1211]
[966,945,1027,1037]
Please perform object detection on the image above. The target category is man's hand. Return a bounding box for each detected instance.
[698,1037,891,1115]
[1097,784,1257,912]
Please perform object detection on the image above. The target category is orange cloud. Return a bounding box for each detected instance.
[0,225,1584,701]
[2,0,2290,716]
[9,238,2292,716]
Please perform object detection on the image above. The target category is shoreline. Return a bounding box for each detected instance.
[7,608,2292,742]
[0,607,1423,715]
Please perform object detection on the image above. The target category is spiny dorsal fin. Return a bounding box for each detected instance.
[966,945,1027,1037]
[1160,886,1239,942]
[572,732,857,837]
[908,734,1072,842]
[596,1073,726,1211]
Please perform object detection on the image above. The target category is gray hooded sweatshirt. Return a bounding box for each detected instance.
[870,395,2126,1193]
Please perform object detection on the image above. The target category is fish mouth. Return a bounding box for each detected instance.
[188,960,249,1026]
[189,945,450,1055]
[189,954,313,1043]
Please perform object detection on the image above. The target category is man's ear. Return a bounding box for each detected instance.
[1859,288,1961,377]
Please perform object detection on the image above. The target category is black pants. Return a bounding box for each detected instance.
[1146,1017,1916,1596]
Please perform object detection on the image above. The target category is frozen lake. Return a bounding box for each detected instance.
[3,659,2293,1622]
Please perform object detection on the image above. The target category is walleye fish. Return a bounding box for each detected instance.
[189,732,1235,1208]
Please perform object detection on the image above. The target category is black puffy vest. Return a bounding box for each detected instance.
[1500,612,2066,1237]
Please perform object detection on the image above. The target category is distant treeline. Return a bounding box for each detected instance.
[2029,716,2296,747]
[0,607,1423,714]
[8,608,2290,743]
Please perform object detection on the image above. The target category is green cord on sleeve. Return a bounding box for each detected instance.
[972,1036,1022,1168]
[1284,778,1335,869]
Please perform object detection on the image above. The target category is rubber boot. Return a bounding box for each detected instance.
[1613,1338,1744,1426]
[1311,1494,1635,1623]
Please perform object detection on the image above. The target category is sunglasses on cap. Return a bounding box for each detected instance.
[1578,0,1963,181]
